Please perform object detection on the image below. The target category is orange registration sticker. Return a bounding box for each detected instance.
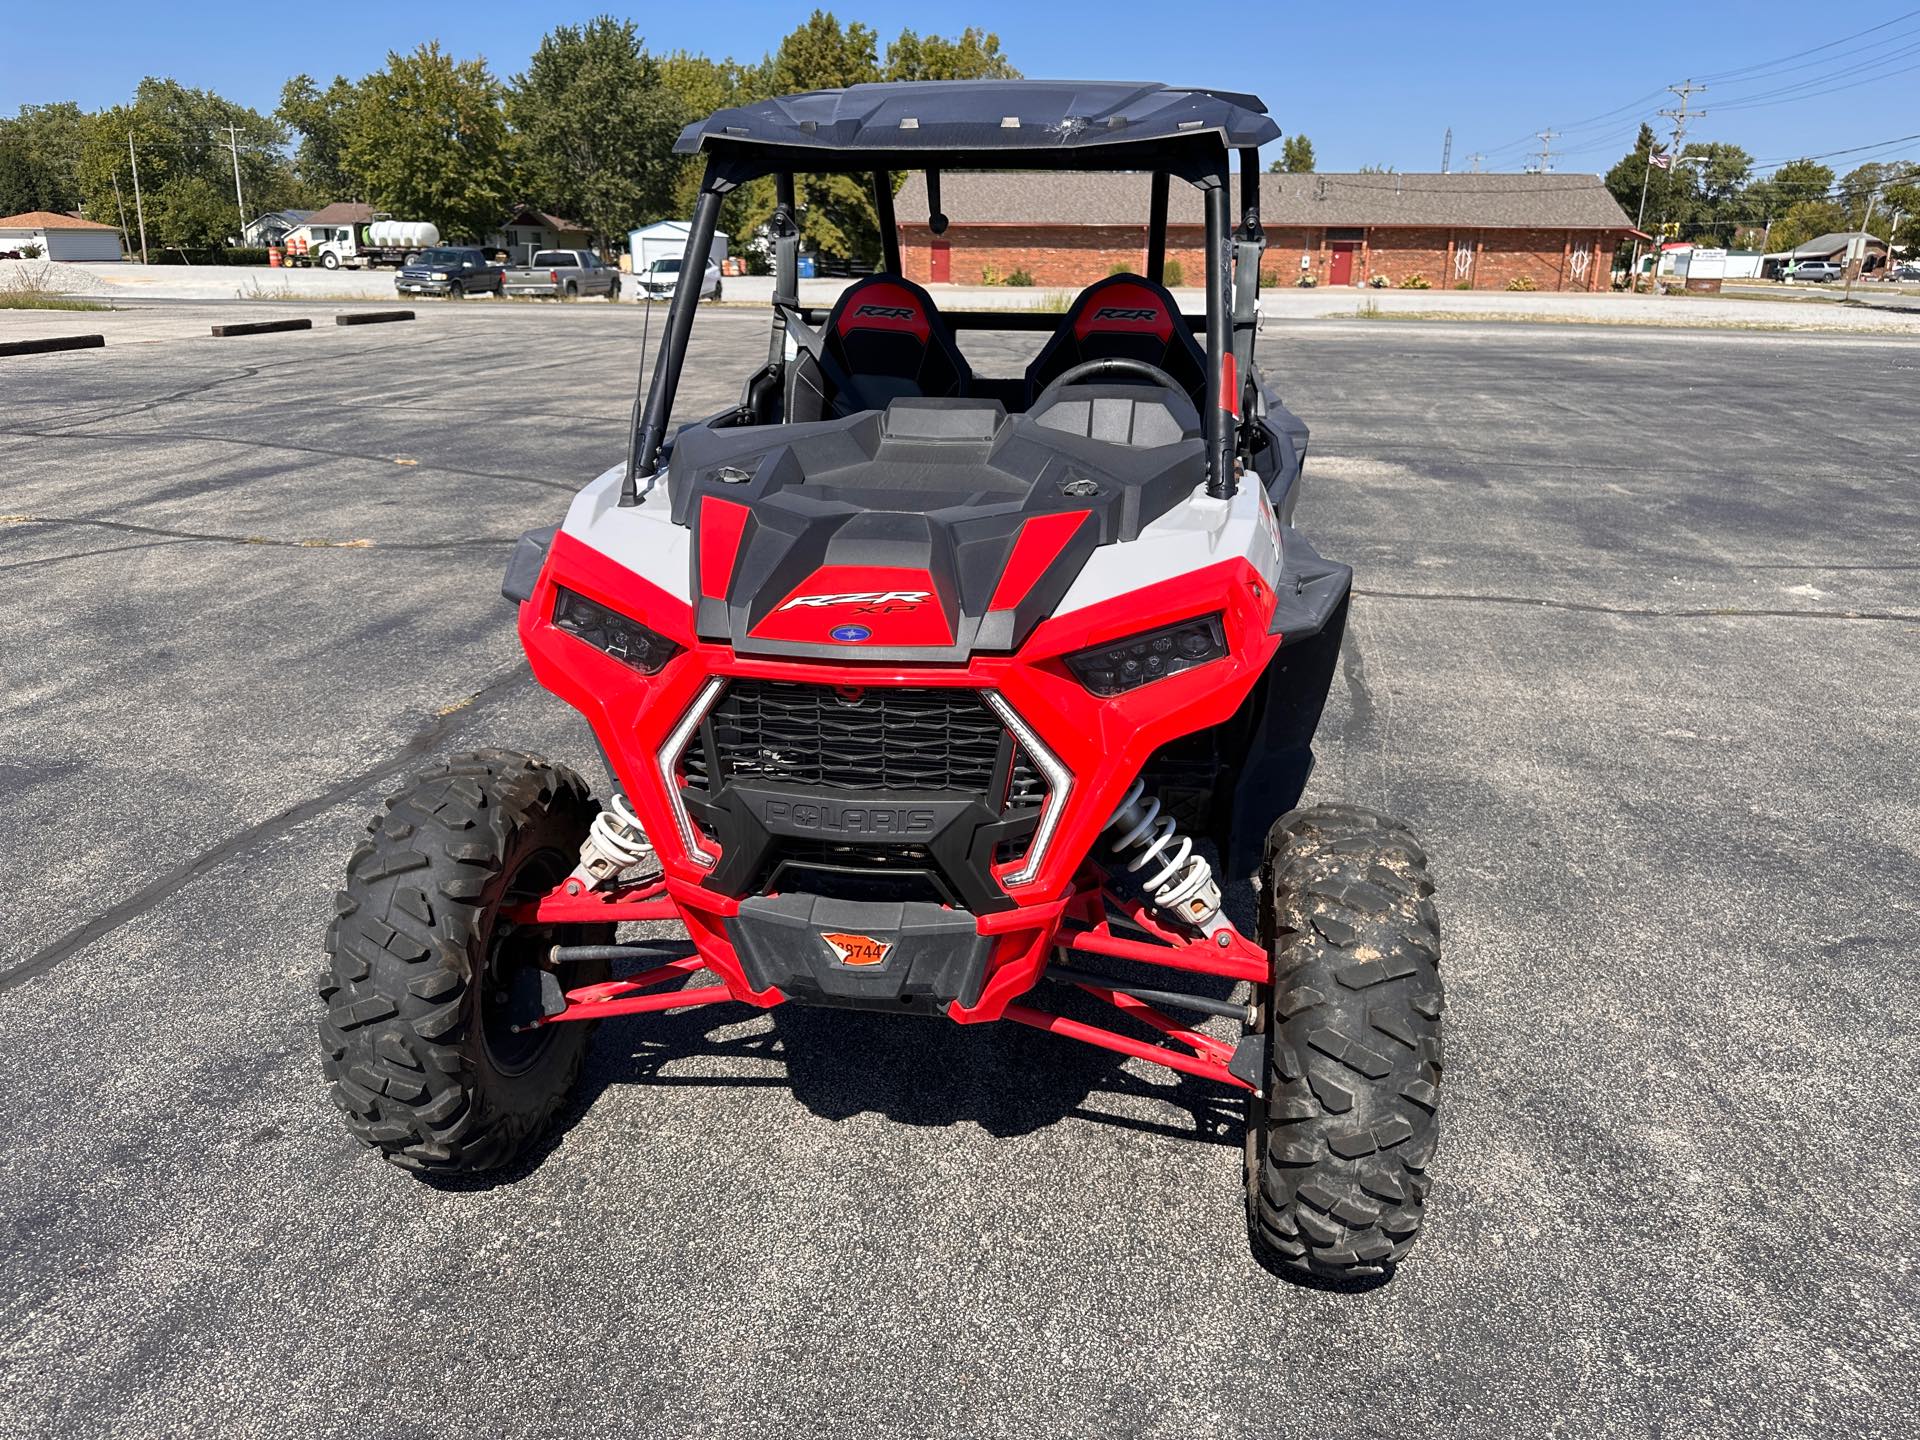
[821,933,893,967]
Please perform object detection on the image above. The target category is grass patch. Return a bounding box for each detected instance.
[0,264,108,311]
[0,291,107,311]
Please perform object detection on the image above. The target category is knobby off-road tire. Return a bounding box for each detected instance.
[319,750,612,1175]
[1246,805,1444,1281]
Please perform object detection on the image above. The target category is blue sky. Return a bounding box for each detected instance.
[6,1,1918,177]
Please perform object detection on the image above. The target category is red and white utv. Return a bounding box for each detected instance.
[321,80,1444,1281]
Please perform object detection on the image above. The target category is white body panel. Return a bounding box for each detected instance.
[562,466,691,598]
[1052,474,1282,618]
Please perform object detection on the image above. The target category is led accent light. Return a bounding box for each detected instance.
[658,677,727,868]
[552,587,682,674]
[1063,614,1228,697]
[983,693,1071,889]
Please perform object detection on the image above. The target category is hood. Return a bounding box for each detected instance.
[663,394,1205,663]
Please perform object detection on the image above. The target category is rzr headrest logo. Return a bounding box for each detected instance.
[779,590,931,613]
[821,932,892,967]
[1091,306,1161,322]
[853,303,917,320]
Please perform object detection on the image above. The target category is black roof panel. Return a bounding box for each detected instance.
[675,80,1279,156]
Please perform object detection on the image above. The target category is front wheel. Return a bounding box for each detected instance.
[709,279,723,303]
[319,750,613,1175]
[606,280,621,302]
[1245,805,1444,1282]
[320,252,340,270]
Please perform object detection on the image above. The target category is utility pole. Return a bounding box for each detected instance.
[127,129,148,265]
[1534,129,1558,173]
[1843,189,1876,302]
[1441,127,1452,174]
[1466,153,1484,174]
[109,169,131,257]
[215,124,248,239]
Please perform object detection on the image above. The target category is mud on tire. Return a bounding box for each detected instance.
[319,749,611,1175]
[1246,805,1443,1281]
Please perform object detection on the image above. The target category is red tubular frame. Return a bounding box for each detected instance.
[518,873,1265,1095]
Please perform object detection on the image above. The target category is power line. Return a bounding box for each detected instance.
[1694,6,1920,83]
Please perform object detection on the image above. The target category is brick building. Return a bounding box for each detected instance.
[895,172,1636,292]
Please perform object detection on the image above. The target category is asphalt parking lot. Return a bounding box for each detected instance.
[2,304,1916,1438]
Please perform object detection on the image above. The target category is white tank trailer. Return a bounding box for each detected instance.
[289,218,445,269]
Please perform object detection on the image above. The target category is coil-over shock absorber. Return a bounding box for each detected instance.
[564,794,656,893]
[1102,778,1229,940]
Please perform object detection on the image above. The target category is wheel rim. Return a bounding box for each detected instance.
[479,847,570,1074]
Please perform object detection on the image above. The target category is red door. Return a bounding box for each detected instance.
[930,240,951,283]
[1328,243,1357,286]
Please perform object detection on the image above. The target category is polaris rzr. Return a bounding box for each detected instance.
[320,80,1444,1281]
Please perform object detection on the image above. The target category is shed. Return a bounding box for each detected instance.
[0,210,124,262]
[629,220,731,276]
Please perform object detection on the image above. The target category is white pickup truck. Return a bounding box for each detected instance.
[501,249,623,300]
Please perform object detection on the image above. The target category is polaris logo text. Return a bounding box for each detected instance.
[779,590,931,611]
[821,932,893,967]
[759,798,938,837]
[1091,306,1160,322]
[853,304,917,320]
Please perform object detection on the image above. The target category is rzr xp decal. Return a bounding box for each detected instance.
[752,567,953,646]
[779,590,932,612]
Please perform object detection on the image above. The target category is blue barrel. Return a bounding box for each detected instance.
[797,254,816,279]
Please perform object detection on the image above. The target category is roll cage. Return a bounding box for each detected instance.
[622,80,1278,511]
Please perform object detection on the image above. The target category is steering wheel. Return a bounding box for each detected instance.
[1034,356,1186,406]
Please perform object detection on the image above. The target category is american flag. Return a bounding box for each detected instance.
[1650,152,1673,170]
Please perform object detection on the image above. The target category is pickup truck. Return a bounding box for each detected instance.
[395,247,505,297]
[502,249,622,300]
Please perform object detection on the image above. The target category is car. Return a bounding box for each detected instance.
[395,246,504,297]
[637,254,722,302]
[502,248,622,300]
[1890,262,1920,282]
[1790,260,1844,283]
[320,79,1444,1285]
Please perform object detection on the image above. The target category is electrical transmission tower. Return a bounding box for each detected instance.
[1441,127,1452,174]
[1533,130,1559,173]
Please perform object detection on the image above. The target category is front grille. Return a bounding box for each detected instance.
[704,679,1005,792]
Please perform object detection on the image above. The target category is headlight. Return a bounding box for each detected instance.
[429,271,448,280]
[552,587,681,674]
[1064,613,1228,696]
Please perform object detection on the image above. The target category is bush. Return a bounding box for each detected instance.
[1162,258,1184,287]
[1453,281,1472,290]
[1295,274,1318,287]
[1399,273,1432,289]
[226,247,270,267]
[1006,268,1035,287]
[20,242,44,260]
[1108,262,1132,277]
[1368,273,1390,288]
[980,263,1002,286]
[1505,274,1537,292]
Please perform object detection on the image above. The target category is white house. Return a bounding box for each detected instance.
[0,210,124,262]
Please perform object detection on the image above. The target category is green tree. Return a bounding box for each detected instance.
[507,17,686,252]
[1769,198,1848,253]
[1270,135,1314,172]
[278,75,361,199]
[769,13,880,262]
[660,52,776,253]
[77,80,296,254]
[0,103,89,216]
[885,27,1018,80]
[344,44,513,242]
